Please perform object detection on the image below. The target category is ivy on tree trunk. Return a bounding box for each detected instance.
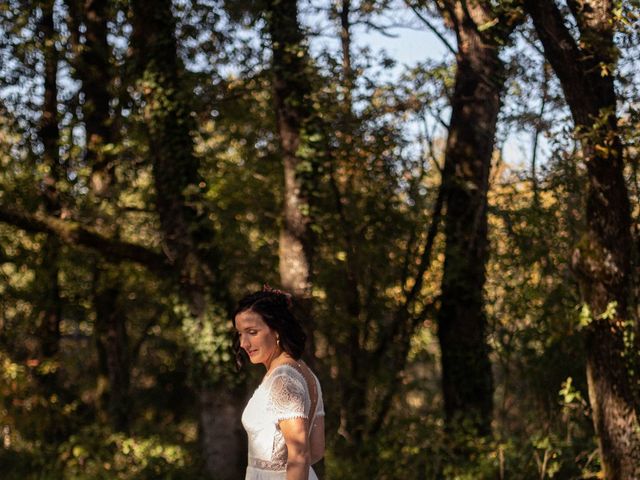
[524,0,640,476]
[129,0,241,477]
[67,0,132,432]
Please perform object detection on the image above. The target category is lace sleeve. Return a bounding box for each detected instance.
[267,370,309,422]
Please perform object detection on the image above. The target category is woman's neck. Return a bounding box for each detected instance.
[265,350,299,372]
[264,349,286,371]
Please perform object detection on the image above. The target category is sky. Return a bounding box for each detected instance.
[303,4,541,170]
[370,25,551,172]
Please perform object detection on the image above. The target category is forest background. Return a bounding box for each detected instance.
[1,0,639,478]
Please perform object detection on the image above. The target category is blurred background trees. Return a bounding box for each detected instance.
[0,0,638,478]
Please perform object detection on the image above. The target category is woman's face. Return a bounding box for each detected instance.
[235,309,280,367]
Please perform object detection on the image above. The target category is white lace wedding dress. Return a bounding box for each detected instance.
[242,363,324,479]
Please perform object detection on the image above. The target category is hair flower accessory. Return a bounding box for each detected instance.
[262,284,293,307]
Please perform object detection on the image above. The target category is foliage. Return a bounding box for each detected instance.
[0,0,639,478]
[1,422,201,480]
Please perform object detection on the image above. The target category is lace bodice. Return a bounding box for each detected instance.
[241,364,324,479]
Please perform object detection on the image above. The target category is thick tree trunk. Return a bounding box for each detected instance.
[198,388,246,479]
[36,0,63,361]
[130,0,224,310]
[68,0,114,197]
[266,0,315,316]
[67,0,132,432]
[93,275,130,432]
[36,238,62,359]
[524,0,640,476]
[129,1,241,477]
[30,0,66,445]
[436,1,510,436]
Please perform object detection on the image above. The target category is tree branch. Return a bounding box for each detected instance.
[354,19,401,37]
[523,0,590,118]
[374,178,445,359]
[0,206,169,274]
[406,1,457,55]
[403,178,445,307]
[368,298,437,435]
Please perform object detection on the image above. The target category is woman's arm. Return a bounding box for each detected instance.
[309,416,325,465]
[280,417,310,480]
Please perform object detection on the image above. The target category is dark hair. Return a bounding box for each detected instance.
[231,288,307,369]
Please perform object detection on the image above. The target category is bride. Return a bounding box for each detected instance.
[233,287,325,480]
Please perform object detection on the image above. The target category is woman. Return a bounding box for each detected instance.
[233,287,325,480]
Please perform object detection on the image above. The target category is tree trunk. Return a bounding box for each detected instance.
[130,0,221,310]
[93,274,130,432]
[67,0,132,432]
[266,0,316,323]
[340,0,354,109]
[29,0,66,445]
[436,1,513,436]
[129,1,241,477]
[67,0,115,198]
[330,0,368,448]
[198,388,246,480]
[524,0,640,476]
[36,0,63,361]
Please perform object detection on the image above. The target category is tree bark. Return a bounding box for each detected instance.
[435,0,516,436]
[67,0,115,198]
[67,0,132,432]
[129,1,240,477]
[524,0,640,476]
[129,0,211,311]
[329,0,369,447]
[198,388,246,479]
[340,0,354,109]
[36,0,63,361]
[265,0,316,326]
[93,274,130,431]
